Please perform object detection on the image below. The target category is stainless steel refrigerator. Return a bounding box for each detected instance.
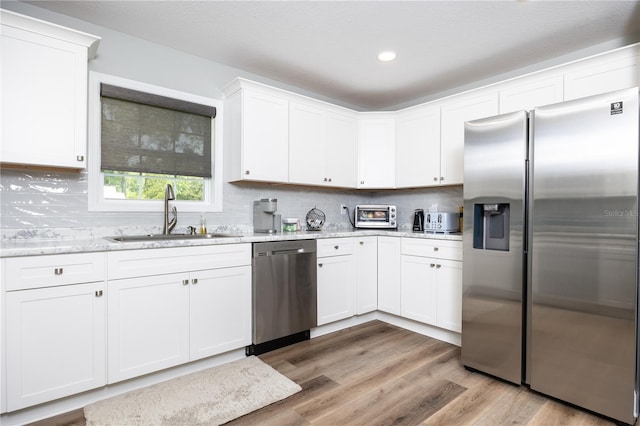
[462,87,639,425]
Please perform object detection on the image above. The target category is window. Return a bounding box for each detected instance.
[88,72,222,212]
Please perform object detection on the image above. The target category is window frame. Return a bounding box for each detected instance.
[88,72,223,212]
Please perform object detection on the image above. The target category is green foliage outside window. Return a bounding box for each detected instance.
[104,171,204,201]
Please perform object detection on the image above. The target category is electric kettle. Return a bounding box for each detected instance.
[412,209,424,232]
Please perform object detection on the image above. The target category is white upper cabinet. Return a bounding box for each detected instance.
[395,104,441,188]
[440,92,499,185]
[223,79,289,183]
[499,74,564,114]
[358,117,396,189]
[564,46,640,101]
[0,10,100,169]
[289,101,357,188]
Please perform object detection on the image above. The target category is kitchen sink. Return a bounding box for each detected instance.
[107,233,241,242]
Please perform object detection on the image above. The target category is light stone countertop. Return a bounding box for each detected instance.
[0,229,463,258]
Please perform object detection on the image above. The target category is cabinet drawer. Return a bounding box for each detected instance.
[317,237,355,257]
[107,244,251,279]
[4,253,105,291]
[401,238,462,261]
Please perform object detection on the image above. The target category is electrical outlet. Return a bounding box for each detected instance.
[340,204,347,215]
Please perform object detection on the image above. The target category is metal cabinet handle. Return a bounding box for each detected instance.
[360,180,365,184]
[76,155,84,162]
[95,290,103,297]
[192,278,198,284]
[182,279,189,285]
[54,268,63,275]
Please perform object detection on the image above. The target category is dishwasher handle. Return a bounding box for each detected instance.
[257,247,308,256]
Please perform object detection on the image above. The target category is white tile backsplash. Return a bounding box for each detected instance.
[0,167,462,240]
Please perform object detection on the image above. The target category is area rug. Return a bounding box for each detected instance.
[84,356,301,426]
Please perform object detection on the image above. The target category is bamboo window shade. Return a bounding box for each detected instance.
[100,83,216,178]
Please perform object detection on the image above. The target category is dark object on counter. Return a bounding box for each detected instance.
[305,207,325,231]
[412,209,424,232]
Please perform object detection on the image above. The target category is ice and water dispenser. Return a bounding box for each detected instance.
[473,203,510,251]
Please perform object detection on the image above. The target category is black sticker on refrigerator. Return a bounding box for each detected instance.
[611,101,623,115]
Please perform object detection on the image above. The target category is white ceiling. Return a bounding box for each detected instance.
[23,0,640,110]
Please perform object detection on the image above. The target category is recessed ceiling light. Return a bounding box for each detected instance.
[378,51,397,62]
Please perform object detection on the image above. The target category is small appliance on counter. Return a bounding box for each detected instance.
[425,212,460,233]
[354,205,397,229]
[253,198,281,233]
[412,209,424,232]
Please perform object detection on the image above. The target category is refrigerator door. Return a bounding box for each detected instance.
[530,88,638,424]
[462,111,527,384]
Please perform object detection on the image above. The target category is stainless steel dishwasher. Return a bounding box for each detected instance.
[247,239,317,355]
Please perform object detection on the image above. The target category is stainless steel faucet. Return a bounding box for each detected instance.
[163,184,177,234]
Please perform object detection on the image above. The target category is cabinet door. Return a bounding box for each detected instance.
[395,107,441,187]
[317,254,356,325]
[242,90,289,182]
[435,259,462,333]
[190,266,251,360]
[377,236,401,315]
[289,102,326,185]
[441,93,499,185]
[400,255,437,325]
[564,52,640,101]
[6,283,105,411]
[108,273,190,383]
[355,237,378,314]
[499,74,564,114]
[1,26,89,169]
[325,112,358,188]
[358,119,396,188]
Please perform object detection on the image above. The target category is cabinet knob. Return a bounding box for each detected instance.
[318,263,323,268]
[360,180,365,185]
[245,170,250,175]
[359,241,364,245]
[430,263,436,268]
[76,155,84,162]
[95,290,103,297]
[436,264,442,268]
[334,245,339,250]
[54,267,63,275]
[192,278,198,284]
[440,177,444,181]
[433,177,438,181]
[323,177,328,182]
[182,279,189,285]
[433,247,439,252]
[328,178,332,182]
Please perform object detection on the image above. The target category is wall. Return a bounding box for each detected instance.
[0,2,462,240]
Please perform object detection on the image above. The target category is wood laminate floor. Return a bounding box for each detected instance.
[32,320,616,426]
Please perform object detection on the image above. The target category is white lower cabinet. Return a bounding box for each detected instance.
[107,245,251,384]
[400,238,462,332]
[5,282,105,411]
[317,238,356,325]
[4,253,106,412]
[377,236,401,315]
[355,237,378,314]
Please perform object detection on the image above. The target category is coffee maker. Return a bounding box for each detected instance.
[253,198,281,233]
[412,209,425,232]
